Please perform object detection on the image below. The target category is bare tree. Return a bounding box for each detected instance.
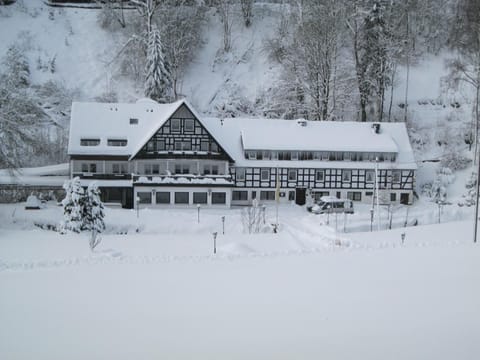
[216,0,233,52]
[130,0,162,35]
[240,0,253,27]
[241,199,262,234]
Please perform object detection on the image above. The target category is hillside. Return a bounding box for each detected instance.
[0,0,477,206]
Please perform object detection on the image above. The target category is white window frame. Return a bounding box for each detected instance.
[236,168,245,181]
[392,170,401,183]
[184,119,194,132]
[288,169,297,181]
[366,170,375,183]
[342,170,352,183]
[261,169,270,181]
[316,170,325,182]
[171,118,181,132]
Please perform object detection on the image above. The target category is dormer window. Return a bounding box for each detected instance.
[107,139,128,147]
[130,118,139,125]
[80,138,100,146]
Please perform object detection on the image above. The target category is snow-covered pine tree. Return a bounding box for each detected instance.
[144,25,173,103]
[83,182,105,233]
[84,182,105,250]
[61,177,85,233]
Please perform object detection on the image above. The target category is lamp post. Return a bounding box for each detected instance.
[212,231,218,254]
[197,204,201,223]
[221,216,225,234]
[370,208,374,232]
[262,204,266,224]
[136,196,140,218]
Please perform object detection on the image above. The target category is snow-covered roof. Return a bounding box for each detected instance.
[68,99,186,157]
[203,118,417,170]
[0,164,69,186]
[68,99,416,170]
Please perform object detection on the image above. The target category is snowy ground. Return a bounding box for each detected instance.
[0,202,479,359]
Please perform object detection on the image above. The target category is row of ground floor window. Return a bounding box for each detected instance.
[128,186,413,208]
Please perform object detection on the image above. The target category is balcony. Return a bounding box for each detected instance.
[72,172,132,180]
[133,174,234,187]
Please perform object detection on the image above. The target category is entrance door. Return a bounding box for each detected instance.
[295,188,306,205]
[400,193,409,205]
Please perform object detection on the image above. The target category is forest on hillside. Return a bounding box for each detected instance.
[0,0,479,170]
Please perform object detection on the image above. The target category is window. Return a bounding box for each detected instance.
[342,170,352,182]
[82,163,97,173]
[392,171,401,183]
[174,192,189,204]
[146,141,154,152]
[193,192,208,204]
[314,191,329,201]
[260,191,276,200]
[212,192,226,204]
[211,142,219,152]
[321,152,329,161]
[315,170,325,182]
[203,164,219,175]
[156,140,165,151]
[366,191,374,196]
[156,192,170,204]
[145,164,159,175]
[344,152,351,161]
[247,151,256,160]
[261,169,270,181]
[288,191,295,201]
[236,168,245,181]
[263,151,270,160]
[171,118,181,132]
[184,119,194,132]
[200,141,209,152]
[347,191,362,201]
[129,118,139,125]
[291,151,299,160]
[80,138,100,146]
[390,193,397,202]
[288,169,297,181]
[112,163,128,174]
[175,141,192,151]
[107,139,127,147]
[232,191,248,201]
[366,170,375,183]
[175,164,190,174]
[271,151,278,160]
[137,192,151,204]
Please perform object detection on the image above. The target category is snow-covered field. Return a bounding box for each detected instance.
[1,202,479,359]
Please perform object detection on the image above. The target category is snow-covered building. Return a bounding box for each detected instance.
[68,98,417,208]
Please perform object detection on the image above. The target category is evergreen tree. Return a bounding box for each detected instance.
[144,25,173,102]
[83,182,106,234]
[61,177,85,233]
[84,182,105,250]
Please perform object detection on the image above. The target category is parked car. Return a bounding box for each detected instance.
[307,196,354,214]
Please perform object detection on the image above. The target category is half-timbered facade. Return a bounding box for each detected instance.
[68,99,417,208]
